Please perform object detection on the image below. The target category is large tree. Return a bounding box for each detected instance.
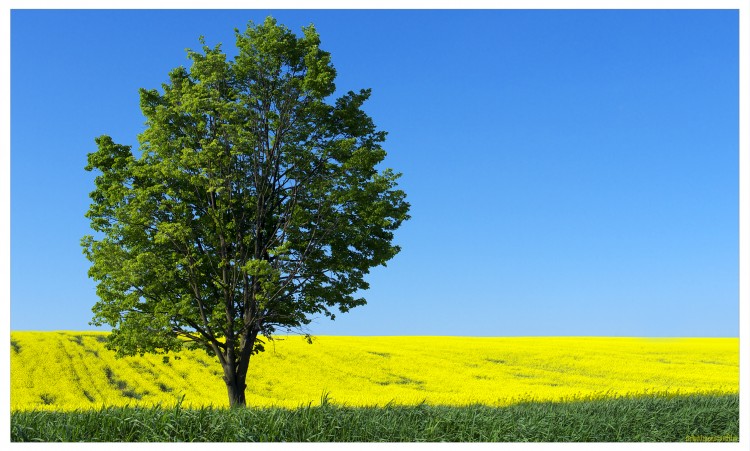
[82,17,410,407]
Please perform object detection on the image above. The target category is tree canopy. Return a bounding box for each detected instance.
[82,17,410,406]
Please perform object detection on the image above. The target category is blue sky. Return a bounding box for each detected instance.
[10,9,739,336]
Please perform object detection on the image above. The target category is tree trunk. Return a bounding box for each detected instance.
[224,368,247,408]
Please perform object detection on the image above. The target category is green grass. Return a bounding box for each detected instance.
[11,393,738,442]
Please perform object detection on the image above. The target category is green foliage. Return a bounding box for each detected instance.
[82,16,410,404]
[11,394,740,442]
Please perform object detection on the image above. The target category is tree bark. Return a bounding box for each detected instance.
[223,331,257,408]
[224,366,247,408]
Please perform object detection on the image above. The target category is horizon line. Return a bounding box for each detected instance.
[8,330,740,339]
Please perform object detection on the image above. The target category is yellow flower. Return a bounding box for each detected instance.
[10,332,738,411]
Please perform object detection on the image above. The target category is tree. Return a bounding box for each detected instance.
[82,17,410,408]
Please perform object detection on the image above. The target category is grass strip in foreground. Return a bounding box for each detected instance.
[11,393,739,442]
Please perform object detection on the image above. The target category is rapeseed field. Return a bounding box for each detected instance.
[10,332,738,411]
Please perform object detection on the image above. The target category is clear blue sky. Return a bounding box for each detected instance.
[10,9,739,336]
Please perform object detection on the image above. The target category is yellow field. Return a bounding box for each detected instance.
[10,332,738,411]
